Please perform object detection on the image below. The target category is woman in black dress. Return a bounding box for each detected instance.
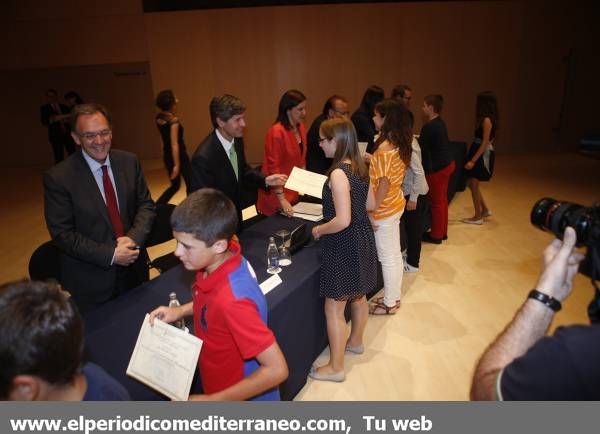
[308,118,377,383]
[462,91,499,225]
[155,90,192,205]
[351,85,385,155]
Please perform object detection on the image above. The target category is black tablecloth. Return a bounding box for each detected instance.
[448,141,468,201]
[84,215,327,401]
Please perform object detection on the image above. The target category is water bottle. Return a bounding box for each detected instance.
[266,236,281,274]
[168,292,186,330]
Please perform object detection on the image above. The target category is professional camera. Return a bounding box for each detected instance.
[531,198,600,322]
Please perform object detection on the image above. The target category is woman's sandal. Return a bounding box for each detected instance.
[369,301,399,315]
[372,296,400,306]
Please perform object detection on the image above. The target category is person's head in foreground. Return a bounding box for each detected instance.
[0,279,129,401]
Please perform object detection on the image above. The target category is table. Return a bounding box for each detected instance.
[84,215,330,401]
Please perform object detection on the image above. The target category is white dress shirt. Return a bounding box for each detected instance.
[216,128,235,157]
[81,149,120,210]
[401,138,429,202]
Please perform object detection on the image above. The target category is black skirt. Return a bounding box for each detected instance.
[466,141,494,182]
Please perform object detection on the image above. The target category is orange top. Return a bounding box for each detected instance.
[369,146,406,220]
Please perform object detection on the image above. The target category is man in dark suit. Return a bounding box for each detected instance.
[43,103,155,314]
[190,94,287,230]
[306,95,349,174]
[40,88,74,163]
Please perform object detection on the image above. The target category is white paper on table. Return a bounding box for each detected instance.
[292,212,323,222]
[357,141,368,156]
[293,202,322,216]
[127,314,202,401]
[284,167,328,199]
[241,204,258,221]
[260,273,282,295]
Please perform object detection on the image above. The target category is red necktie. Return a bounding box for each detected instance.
[101,165,124,238]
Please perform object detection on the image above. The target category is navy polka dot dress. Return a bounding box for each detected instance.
[319,162,377,300]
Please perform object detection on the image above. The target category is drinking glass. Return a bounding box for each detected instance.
[275,229,292,266]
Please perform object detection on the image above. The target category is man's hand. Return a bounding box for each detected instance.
[266,174,288,187]
[114,236,139,266]
[535,226,585,302]
[113,244,139,266]
[406,200,417,211]
[117,236,137,248]
[471,226,586,401]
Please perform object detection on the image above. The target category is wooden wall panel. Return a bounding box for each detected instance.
[145,1,573,163]
[1,1,593,167]
[0,63,159,167]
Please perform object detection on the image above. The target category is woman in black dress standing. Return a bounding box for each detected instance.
[155,90,192,204]
[308,118,377,382]
[462,91,499,225]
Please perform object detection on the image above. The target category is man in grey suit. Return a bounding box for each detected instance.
[43,103,155,314]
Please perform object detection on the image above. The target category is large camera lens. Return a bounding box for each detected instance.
[531,198,594,247]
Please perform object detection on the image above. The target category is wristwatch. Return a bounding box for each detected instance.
[528,289,562,312]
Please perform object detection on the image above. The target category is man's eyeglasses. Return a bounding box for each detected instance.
[79,130,112,141]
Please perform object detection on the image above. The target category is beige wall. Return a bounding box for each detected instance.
[1,1,595,167]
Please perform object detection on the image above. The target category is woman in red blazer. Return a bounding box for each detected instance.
[257,89,307,216]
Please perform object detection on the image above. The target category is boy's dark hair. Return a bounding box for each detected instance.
[209,94,246,128]
[70,103,112,133]
[424,94,444,114]
[171,189,238,246]
[155,89,176,111]
[0,280,83,398]
[275,89,306,130]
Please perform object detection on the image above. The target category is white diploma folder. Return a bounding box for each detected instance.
[293,202,322,216]
[284,167,328,199]
[127,314,202,401]
[290,202,323,221]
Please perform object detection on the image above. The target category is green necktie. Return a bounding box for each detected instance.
[229,146,238,179]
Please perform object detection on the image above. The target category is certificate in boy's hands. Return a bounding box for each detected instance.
[284,167,328,199]
[127,314,202,401]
